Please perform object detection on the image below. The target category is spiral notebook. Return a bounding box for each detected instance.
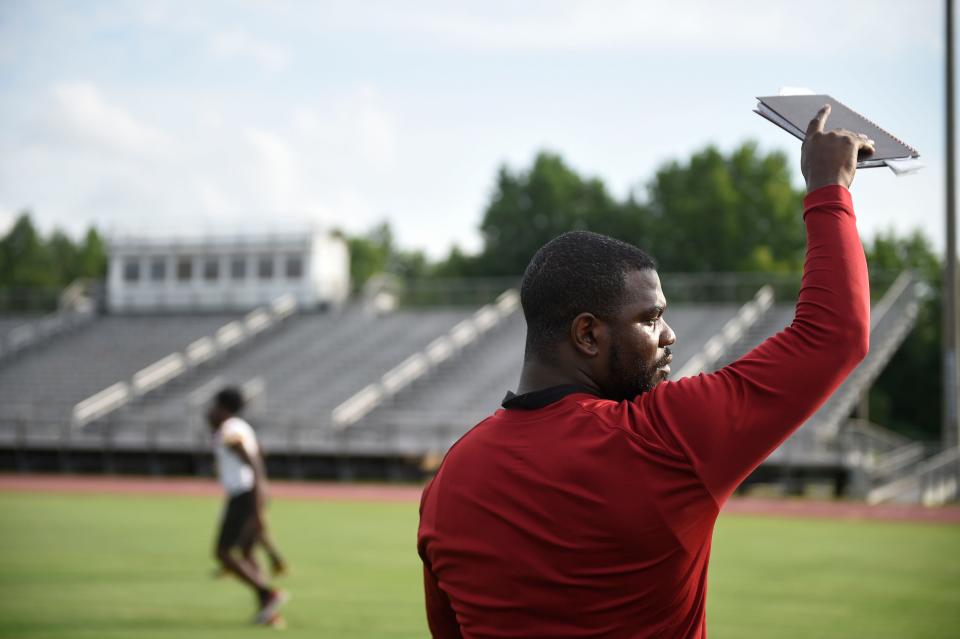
[754,94,920,170]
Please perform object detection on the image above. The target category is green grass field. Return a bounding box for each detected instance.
[0,492,958,638]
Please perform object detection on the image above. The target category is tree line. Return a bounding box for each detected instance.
[350,144,813,281]
[0,214,106,309]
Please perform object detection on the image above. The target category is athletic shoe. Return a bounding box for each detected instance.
[255,590,290,625]
[271,561,288,578]
[265,613,287,630]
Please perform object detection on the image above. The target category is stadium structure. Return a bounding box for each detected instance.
[0,231,956,505]
[107,231,349,312]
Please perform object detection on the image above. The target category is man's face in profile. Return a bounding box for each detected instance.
[605,269,675,401]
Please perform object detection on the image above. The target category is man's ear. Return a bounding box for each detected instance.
[570,313,606,357]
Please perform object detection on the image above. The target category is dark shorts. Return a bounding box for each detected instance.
[217,490,256,550]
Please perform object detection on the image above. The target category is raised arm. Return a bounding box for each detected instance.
[635,105,874,504]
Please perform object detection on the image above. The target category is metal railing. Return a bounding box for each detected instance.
[70,294,298,428]
[0,307,96,363]
[810,272,930,441]
[868,447,960,506]
[331,289,520,430]
[674,285,773,378]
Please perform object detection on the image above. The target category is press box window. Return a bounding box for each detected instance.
[203,258,220,281]
[149,258,166,281]
[123,259,140,282]
[230,257,247,280]
[285,256,303,279]
[176,257,193,281]
[258,256,274,280]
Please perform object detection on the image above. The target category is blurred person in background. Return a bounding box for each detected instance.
[207,387,289,626]
[418,106,874,637]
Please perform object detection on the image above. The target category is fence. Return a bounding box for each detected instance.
[393,270,907,308]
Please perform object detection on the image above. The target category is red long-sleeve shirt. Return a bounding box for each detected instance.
[417,185,870,638]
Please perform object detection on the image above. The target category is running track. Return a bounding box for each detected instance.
[2,474,959,525]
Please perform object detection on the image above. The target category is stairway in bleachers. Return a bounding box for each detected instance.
[710,273,930,469]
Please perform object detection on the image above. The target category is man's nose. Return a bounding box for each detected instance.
[661,321,676,347]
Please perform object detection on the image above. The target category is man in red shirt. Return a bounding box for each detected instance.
[417,105,875,638]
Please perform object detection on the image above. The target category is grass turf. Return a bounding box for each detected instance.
[0,492,957,638]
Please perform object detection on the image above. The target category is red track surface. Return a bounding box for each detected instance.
[2,474,959,524]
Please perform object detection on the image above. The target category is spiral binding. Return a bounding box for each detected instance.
[830,96,919,157]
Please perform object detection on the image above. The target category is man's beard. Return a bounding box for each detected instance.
[607,339,671,401]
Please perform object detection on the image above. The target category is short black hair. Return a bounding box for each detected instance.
[520,231,656,359]
[214,387,244,415]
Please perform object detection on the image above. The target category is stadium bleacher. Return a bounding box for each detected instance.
[0,308,95,362]
[703,273,931,474]
[0,315,39,335]
[120,307,478,451]
[342,302,747,455]
[0,273,937,497]
[0,314,237,426]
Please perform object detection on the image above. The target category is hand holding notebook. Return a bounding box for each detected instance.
[800,104,876,192]
[755,93,922,174]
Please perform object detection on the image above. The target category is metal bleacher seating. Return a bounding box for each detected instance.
[0,309,95,362]
[0,315,39,357]
[343,302,747,455]
[708,272,930,472]
[123,307,477,451]
[0,314,238,446]
[0,315,39,335]
[0,271,939,499]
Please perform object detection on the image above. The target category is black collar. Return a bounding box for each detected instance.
[501,384,599,410]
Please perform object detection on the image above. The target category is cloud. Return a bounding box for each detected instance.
[208,29,291,71]
[45,82,168,157]
[224,88,397,228]
[0,1,943,257]
[244,128,301,212]
[293,87,397,169]
[371,0,938,55]
[0,204,14,236]
[13,83,405,237]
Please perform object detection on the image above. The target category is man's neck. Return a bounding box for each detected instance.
[516,358,603,396]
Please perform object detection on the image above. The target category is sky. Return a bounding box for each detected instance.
[0,0,952,259]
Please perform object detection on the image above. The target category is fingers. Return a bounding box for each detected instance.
[854,132,876,155]
[836,129,876,154]
[823,128,877,154]
[806,103,831,136]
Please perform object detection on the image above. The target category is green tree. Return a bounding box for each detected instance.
[344,223,392,292]
[0,212,57,289]
[469,152,630,276]
[48,230,79,284]
[341,222,429,291]
[76,228,107,280]
[433,245,477,278]
[0,212,108,310]
[866,229,940,281]
[644,143,805,272]
[391,248,429,281]
[443,144,805,277]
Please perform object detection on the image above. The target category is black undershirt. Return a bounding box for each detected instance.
[501,384,598,410]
